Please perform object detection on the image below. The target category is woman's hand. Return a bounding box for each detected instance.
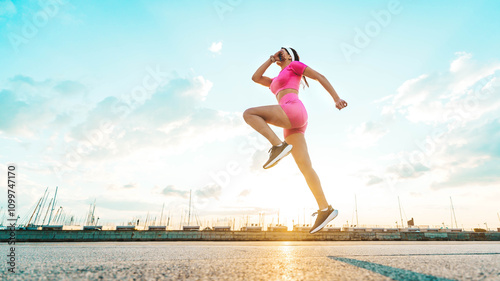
[335,99,348,110]
[271,50,282,62]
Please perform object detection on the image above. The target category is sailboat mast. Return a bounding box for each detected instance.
[159,203,165,226]
[188,190,192,225]
[450,197,458,228]
[27,197,42,226]
[398,196,404,228]
[42,198,53,225]
[86,203,92,225]
[53,207,61,224]
[56,207,64,224]
[34,187,49,225]
[47,186,58,225]
[91,199,96,225]
[180,211,183,229]
[450,199,453,228]
[355,194,359,226]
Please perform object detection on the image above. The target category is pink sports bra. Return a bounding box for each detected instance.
[269,61,308,95]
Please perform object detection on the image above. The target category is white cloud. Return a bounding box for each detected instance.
[249,148,268,171]
[347,121,388,148]
[161,185,189,198]
[393,74,430,108]
[195,184,222,200]
[388,53,500,125]
[0,76,88,137]
[123,183,138,189]
[182,75,212,101]
[364,53,500,191]
[209,41,222,54]
[373,94,394,104]
[0,72,251,188]
[38,73,251,181]
[376,115,500,191]
[449,51,472,73]
[366,175,384,186]
[107,183,139,190]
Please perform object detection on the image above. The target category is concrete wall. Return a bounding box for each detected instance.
[1,230,499,242]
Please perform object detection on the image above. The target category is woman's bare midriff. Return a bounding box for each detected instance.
[276,88,299,103]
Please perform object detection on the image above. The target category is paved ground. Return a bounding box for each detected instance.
[1,241,499,280]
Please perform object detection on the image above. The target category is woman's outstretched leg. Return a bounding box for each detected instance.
[285,133,329,209]
[286,132,338,233]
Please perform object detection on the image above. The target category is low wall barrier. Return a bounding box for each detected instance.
[1,230,499,242]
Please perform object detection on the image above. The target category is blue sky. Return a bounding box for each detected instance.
[1,0,499,230]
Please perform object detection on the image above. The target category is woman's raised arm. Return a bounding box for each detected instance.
[303,67,348,110]
[251,51,281,87]
[251,57,274,87]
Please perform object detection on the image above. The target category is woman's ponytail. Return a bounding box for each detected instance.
[290,47,309,89]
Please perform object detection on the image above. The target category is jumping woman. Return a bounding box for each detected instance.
[243,47,348,234]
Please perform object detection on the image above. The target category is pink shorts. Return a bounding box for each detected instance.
[279,93,308,138]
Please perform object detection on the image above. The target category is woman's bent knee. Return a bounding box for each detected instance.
[243,108,254,122]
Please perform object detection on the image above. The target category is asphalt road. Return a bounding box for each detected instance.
[2,241,499,280]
